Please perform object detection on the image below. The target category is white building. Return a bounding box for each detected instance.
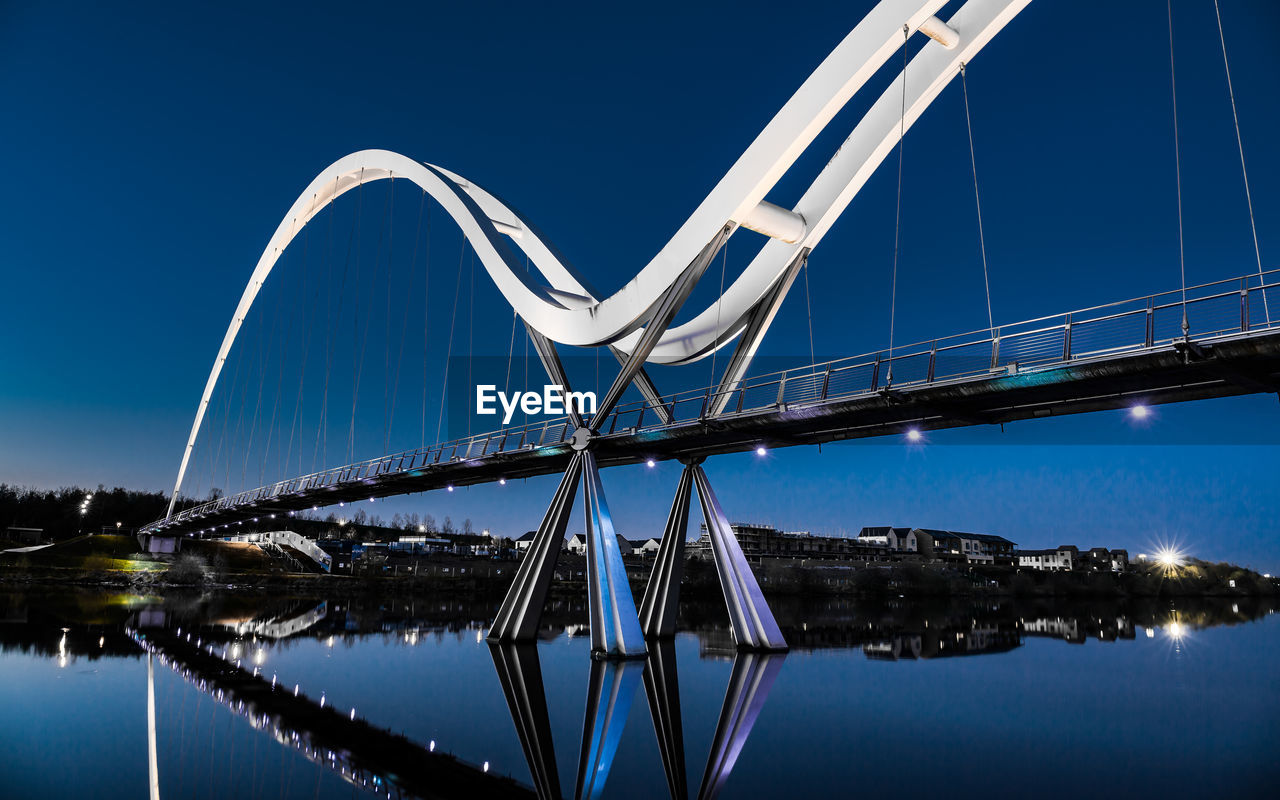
[1018,546,1079,571]
[856,526,917,553]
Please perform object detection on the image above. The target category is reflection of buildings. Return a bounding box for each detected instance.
[1020,615,1135,644]
[863,625,1021,661]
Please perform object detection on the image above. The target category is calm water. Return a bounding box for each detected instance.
[1,590,1276,799]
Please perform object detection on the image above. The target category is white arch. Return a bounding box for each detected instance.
[168,0,1031,514]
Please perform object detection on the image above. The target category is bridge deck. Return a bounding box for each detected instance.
[146,272,1280,536]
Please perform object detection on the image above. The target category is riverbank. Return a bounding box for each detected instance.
[3,545,1275,599]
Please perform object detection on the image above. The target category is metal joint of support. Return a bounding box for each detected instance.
[592,225,735,431]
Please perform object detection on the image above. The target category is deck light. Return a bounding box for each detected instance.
[906,428,922,442]
[447,485,454,492]
[1130,404,1149,419]
[646,459,656,468]
[755,446,767,456]
[499,478,507,485]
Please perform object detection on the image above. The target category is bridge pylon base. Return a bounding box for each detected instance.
[488,453,583,643]
[691,465,788,651]
[582,452,648,657]
[639,465,694,638]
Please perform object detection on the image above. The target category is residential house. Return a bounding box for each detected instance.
[1017,545,1079,571]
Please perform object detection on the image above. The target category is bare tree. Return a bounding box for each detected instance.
[463,518,474,535]
[443,516,455,535]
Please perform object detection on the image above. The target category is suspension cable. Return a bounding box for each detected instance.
[1213,0,1268,323]
[803,253,816,371]
[382,175,395,454]
[960,62,995,331]
[1167,0,1189,337]
[503,305,517,396]
[435,233,467,443]
[421,200,433,449]
[887,24,909,383]
[314,175,361,471]
[386,188,427,453]
[348,180,392,462]
[467,249,475,436]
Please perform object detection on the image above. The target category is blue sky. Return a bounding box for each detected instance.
[2,1,1278,571]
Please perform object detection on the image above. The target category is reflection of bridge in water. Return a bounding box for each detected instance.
[3,591,1275,799]
[130,599,788,800]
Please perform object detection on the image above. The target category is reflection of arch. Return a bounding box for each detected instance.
[168,0,1032,512]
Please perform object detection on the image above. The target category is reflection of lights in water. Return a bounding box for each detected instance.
[253,648,266,666]
[230,643,242,660]
[1167,622,1186,639]
[1145,627,1155,638]
[326,636,335,648]
[475,629,483,644]
[483,761,490,773]
[57,631,68,668]
[429,740,435,752]
[98,636,105,648]
[350,708,356,720]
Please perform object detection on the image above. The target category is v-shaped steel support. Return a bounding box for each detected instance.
[708,249,809,417]
[489,453,583,642]
[591,225,733,430]
[582,451,647,657]
[691,466,787,651]
[639,465,694,638]
[528,323,584,428]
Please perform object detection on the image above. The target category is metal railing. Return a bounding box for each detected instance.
[149,269,1278,533]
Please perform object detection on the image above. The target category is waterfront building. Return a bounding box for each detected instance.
[1017,546,1079,571]
[914,529,1017,564]
[856,526,917,552]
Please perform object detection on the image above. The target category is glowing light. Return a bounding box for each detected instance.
[368,497,375,503]
[429,740,436,752]
[1155,547,1184,569]
[755,446,767,456]
[498,478,507,485]
[447,485,454,492]
[1145,627,1155,639]
[483,762,490,773]
[1166,621,1186,639]
[1130,404,1149,419]
[906,428,922,442]
[646,459,656,468]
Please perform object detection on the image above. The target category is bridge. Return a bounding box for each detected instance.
[141,0,1278,658]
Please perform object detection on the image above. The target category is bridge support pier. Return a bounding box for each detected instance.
[489,453,583,642]
[639,465,694,638]
[582,452,648,657]
[692,466,788,651]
